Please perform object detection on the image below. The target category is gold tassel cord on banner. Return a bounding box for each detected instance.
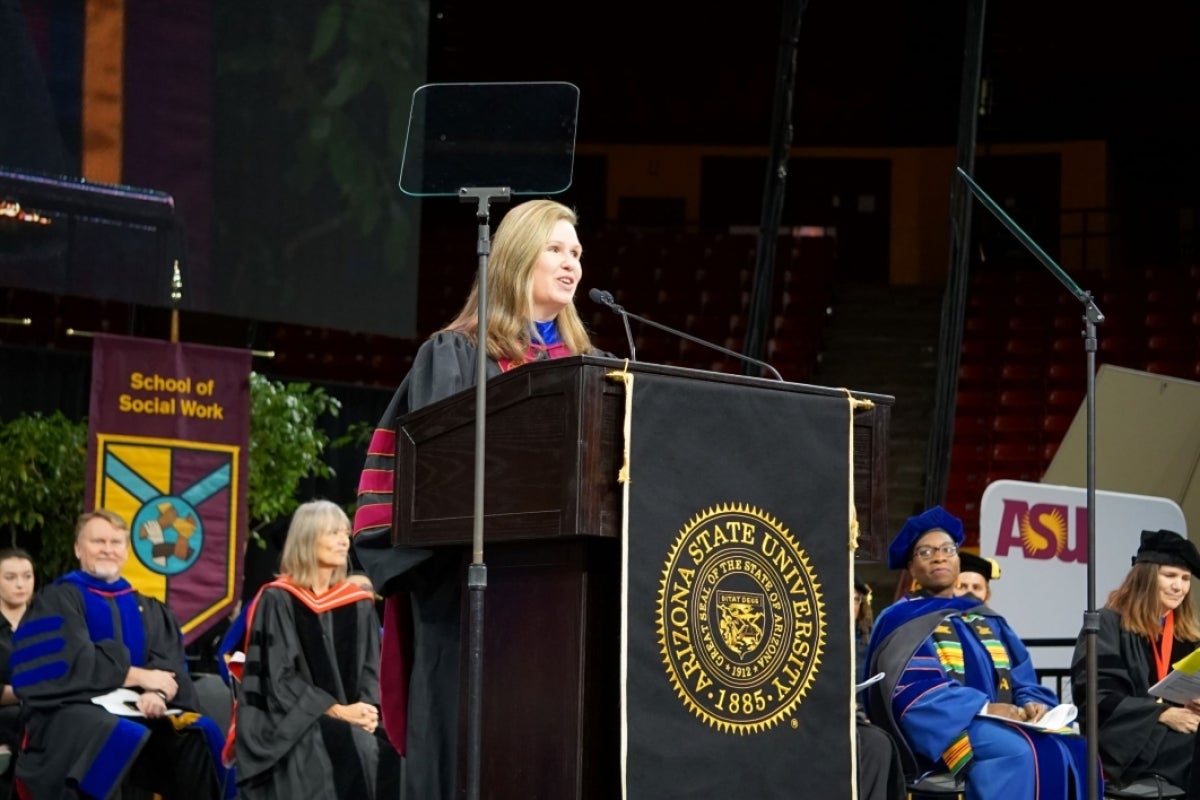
[838,386,876,413]
[606,361,634,485]
[64,328,276,360]
[838,388,872,552]
[604,361,634,800]
[842,389,861,800]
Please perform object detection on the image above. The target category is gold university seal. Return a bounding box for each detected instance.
[656,503,825,734]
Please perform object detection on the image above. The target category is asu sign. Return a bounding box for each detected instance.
[993,500,1088,563]
[979,480,1187,667]
[86,334,250,643]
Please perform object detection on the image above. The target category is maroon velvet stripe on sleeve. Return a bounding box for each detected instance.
[366,428,396,457]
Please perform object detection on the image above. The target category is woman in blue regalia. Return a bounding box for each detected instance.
[864,506,1099,800]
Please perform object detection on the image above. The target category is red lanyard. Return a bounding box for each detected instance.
[1154,612,1175,683]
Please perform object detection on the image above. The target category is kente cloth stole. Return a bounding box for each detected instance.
[929,613,1015,775]
[930,613,1014,702]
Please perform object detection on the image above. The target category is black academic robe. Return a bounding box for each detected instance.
[0,613,22,751]
[352,332,502,800]
[1071,607,1199,787]
[11,573,230,800]
[351,330,581,800]
[234,580,397,800]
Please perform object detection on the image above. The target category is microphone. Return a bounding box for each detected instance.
[589,288,783,381]
[589,287,637,361]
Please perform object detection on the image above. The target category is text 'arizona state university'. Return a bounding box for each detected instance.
[657,503,825,735]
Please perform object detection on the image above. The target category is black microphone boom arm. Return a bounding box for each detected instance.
[589,288,783,381]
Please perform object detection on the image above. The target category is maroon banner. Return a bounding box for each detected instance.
[86,334,250,644]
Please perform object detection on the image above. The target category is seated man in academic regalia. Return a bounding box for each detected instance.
[11,509,234,800]
[864,506,1099,800]
[954,551,1001,605]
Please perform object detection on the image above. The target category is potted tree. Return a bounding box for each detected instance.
[0,411,87,585]
[246,371,343,544]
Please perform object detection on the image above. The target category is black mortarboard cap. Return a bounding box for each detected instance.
[1133,529,1200,577]
[957,551,1001,582]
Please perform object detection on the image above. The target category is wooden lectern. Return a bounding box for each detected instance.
[392,356,892,799]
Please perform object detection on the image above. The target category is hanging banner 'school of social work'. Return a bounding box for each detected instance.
[86,333,251,644]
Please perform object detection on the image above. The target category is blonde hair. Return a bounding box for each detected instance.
[75,509,129,540]
[279,500,350,589]
[443,198,594,364]
[1107,561,1200,641]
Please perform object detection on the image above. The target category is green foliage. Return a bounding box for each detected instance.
[248,372,342,540]
[0,412,87,583]
[216,1,422,271]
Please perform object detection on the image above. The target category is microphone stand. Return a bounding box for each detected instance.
[459,185,511,800]
[590,288,784,381]
[955,167,1104,800]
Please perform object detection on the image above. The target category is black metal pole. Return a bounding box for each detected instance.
[925,0,986,509]
[458,185,510,800]
[1082,304,1102,800]
[954,168,1104,800]
[742,0,808,371]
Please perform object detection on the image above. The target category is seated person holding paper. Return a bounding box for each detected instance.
[864,506,1095,800]
[1070,528,1200,792]
[10,510,232,800]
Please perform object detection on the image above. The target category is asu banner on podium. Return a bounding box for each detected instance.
[85,334,251,644]
[620,373,855,798]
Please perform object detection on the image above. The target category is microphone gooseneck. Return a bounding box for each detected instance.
[589,288,783,381]
[589,287,636,361]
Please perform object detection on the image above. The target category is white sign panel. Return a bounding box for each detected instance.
[979,480,1187,671]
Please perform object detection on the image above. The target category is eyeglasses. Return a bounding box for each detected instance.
[913,544,958,560]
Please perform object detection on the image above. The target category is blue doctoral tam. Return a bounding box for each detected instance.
[887,505,965,570]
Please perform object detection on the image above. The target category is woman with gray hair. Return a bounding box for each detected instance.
[233,500,398,799]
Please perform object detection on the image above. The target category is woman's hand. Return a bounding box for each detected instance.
[1021,702,1047,723]
[327,702,379,733]
[1158,706,1200,734]
[984,702,1028,722]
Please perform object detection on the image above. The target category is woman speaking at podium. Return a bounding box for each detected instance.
[351,198,602,799]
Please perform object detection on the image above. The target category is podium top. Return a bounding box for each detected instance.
[392,356,894,561]
[563,355,895,401]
